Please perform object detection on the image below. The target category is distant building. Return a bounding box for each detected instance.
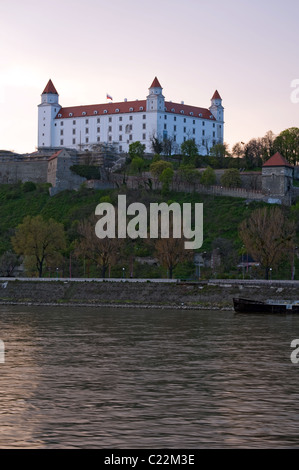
[38,77,224,155]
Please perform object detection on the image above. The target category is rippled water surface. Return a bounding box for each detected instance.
[0,305,299,448]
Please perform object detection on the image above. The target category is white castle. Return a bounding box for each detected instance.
[38,77,224,155]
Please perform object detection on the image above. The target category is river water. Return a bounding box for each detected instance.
[0,305,299,449]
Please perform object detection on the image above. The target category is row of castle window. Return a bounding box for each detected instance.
[57,116,218,127]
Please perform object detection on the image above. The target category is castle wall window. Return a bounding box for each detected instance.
[97,118,100,123]
[73,120,76,125]
[129,135,133,140]
[119,117,122,121]
[119,146,122,152]
[85,119,89,124]
[184,118,186,123]
[60,130,64,136]
[108,126,112,132]
[193,128,195,135]
[184,127,186,133]
[164,115,167,120]
[60,121,64,126]
[143,123,146,129]
[213,131,215,137]
[143,115,146,120]
[202,130,205,136]
[119,125,122,131]
[72,138,76,144]
[109,136,112,142]
[86,137,89,143]
[119,135,122,141]
[202,139,205,145]
[143,133,146,140]
[164,124,167,130]
[174,125,176,131]
[174,135,176,142]
[60,139,64,145]
[85,128,89,134]
[129,116,133,121]
[72,129,76,135]
[97,136,100,142]
[202,122,205,126]
[97,127,100,133]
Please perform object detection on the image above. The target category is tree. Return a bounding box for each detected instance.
[11,215,66,278]
[154,237,189,279]
[200,166,216,186]
[232,142,245,159]
[181,139,199,165]
[131,156,145,175]
[178,164,200,191]
[0,251,20,277]
[159,167,174,194]
[244,138,263,169]
[220,168,241,188]
[273,127,299,165]
[150,160,173,178]
[239,206,295,279]
[75,215,122,278]
[209,143,230,166]
[128,141,146,161]
[151,136,163,155]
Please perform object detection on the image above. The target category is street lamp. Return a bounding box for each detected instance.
[269,268,272,280]
[122,267,125,279]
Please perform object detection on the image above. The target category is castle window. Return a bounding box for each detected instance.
[174,116,177,121]
[213,123,215,128]
[85,128,89,134]
[60,139,64,145]
[184,118,186,123]
[193,120,195,125]
[115,109,120,113]
[199,113,202,117]
[94,110,98,115]
[104,110,108,114]
[60,130,64,136]
[213,131,216,137]
[139,106,143,111]
[58,113,62,117]
[109,117,112,122]
[143,123,146,130]
[108,126,112,132]
[174,125,176,131]
[69,113,73,117]
[82,112,86,116]
[125,124,130,133]
[86,137,89,143]
[60,121,64,126]
[129,134,133,140]
[97,127,100,133]
[193,128,195,135]
[119,117,123,121]
[119,135,122,141]
[129,107,133,112]
[164,115,167,120]
[184,127,186,133]
[174,135,176,142]
[202,121,205,126]
[119,125,122,131]
[202,139,205,145]
[143,115,146,120]
[85,119,89,124]
[164,124,167,130]
[210,115,213,119]
[180,110,184,114]
[73,120,76,125]
[72,129,76,135]
[109,136,112,142]
[143,134,146,140]
[190,112,193,116]
[97,118,100,123]
[97,136,100,142]
[202,130,205,136]
[72,138,76,144]
[129,116,133,121]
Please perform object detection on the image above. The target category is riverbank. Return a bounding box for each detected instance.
[1,278,299,310]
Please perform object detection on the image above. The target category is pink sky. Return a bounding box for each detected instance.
[1,0,298,154]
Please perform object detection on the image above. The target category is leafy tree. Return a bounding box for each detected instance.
[150,160,173,178]
[11,215,66,278]
[128,141,146,161]
[244,138,263,169]
[200,166,216,186]
[220,168,241,188]
[273,127,299,165]
[239,206,295,279]
[154,237,190,279]
[131,156,145,175]
[232,142,245,159]
[181,139,199,165]
[159,167,174,194]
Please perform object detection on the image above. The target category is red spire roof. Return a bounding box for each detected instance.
[263,152,293,168]
[211,90,222,100]
[42,79,58,95]
[149,77,162,89]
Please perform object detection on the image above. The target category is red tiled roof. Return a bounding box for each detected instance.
[55,100,147,119]
[165,101,215,120]
[48,149,63,161]
[263,152,293,168]
[54,99,216,121]
[211,90,222,100]
[150,77,162,88]
[42,79,58,95]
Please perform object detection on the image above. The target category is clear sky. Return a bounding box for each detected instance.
[1,0,299,154]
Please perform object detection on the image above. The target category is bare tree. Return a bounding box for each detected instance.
[239,207,295,279]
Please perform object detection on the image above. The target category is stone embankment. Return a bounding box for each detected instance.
[0,278,299,310]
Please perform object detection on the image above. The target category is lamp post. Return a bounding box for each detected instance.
[122,267,125,279]
[269,268,272,281]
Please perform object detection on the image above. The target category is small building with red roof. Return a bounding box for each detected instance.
[262,152,294,205]
[38,77,224,155]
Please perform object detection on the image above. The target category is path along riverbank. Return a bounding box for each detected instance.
[1,278,299,311]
